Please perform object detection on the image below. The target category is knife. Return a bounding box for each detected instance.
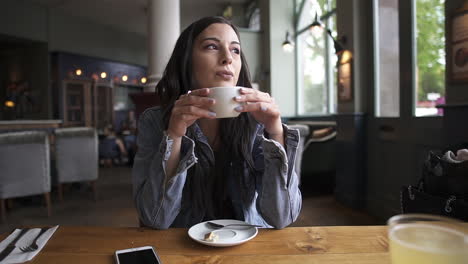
[0,228,30,262]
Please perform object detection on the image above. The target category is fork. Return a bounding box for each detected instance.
[206,221,261,229]
[19,227,49,252]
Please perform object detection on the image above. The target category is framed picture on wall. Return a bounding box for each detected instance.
[448,3,468,83]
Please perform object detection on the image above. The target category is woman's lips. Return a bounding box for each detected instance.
[216,71,234,80]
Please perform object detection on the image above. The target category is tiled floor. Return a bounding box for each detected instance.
[0,167,381,234]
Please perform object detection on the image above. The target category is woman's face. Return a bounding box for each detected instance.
[192,23,242,89]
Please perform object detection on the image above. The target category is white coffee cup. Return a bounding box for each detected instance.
[207,86,243,118]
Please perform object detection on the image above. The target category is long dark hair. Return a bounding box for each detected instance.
[155,16,257,222]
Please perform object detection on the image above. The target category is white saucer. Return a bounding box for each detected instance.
[188,219,258,247]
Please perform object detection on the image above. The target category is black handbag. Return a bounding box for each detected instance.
[400,151,468,221]
[422,151,468,198]
[401,185,468,221]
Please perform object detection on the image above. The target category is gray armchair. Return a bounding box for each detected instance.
[0,131,51,222]
[54,127,98,201]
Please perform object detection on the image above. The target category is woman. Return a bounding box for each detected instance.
[132,16,302,229]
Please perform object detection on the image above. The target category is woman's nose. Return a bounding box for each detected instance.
[220,48,233,65]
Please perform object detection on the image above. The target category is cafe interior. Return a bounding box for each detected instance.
[0,0,467,262]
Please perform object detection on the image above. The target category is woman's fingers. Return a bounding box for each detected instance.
[167,89,216,137]
[173,88,216,118]
[232,88,283,136]
[175,88,214,107]
[234,102,278,115]
[173,105,217,119]
[188,88,210,96]
[235,88,273,103]
[175,96,215,107]
[234,88,277,113]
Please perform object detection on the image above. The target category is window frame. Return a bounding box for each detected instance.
[295,0,337,116]
[373,0,446,119]
[413,0,446,117]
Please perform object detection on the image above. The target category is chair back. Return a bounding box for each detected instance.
[0,131,51,199]
[55,127,98,183]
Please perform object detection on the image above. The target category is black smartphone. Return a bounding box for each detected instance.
[115,246,162,264]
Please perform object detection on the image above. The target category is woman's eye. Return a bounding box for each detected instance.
[232,48,240,54]
[206,44,218,50]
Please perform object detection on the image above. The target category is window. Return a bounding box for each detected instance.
[374,0,400,117]
[296,0,337,115]
[414,0,445,117]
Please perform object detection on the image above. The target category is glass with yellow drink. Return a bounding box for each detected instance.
[387,214,467,264]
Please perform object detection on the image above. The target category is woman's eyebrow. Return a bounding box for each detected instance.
[201,37,220,43]
[201,37,240,46]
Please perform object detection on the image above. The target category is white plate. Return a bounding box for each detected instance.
[188,219,258,247]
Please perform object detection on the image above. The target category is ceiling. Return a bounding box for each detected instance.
[27,0,251,35]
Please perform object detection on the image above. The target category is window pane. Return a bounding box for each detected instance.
[298,32,329,114]
[415,0,445,117]
[297,0,337,115]
[297,1,315,30]
[317,0,335,11]
[297,0,335,30]
[296,0,303,14]
[375,0,400,117]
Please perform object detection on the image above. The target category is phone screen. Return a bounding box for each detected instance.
[116,248,160,264]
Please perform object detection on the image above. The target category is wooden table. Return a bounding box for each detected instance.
[0,226,390,264]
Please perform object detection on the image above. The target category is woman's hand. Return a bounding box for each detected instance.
[167,88,216,138]
[234,88,283,137]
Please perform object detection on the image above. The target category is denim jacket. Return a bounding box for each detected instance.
[132,107,302,229]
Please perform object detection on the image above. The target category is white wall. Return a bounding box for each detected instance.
[239,30,262,83]
[267,0,296,117]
